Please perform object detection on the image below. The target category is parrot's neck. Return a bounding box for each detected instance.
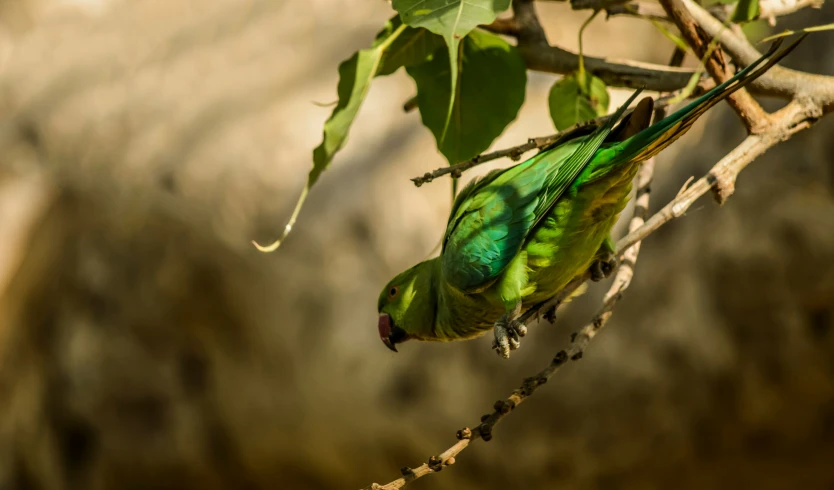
[435,272,497,342]
[400,257,442,342]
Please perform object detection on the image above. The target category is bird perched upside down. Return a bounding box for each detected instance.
[378,37,804,358]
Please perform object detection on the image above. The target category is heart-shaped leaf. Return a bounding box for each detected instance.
[393,0,512,149]
[378,16,445,76]
[548,73,610,131]
[407,29,526,164]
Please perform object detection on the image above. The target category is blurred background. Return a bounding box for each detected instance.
[0,1,833,489]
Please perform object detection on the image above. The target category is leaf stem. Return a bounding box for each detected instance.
[252,23,407,253]
[252,186,309,252]
[577,9,601,89]
[439,40,465,150]
[378,23,409,53]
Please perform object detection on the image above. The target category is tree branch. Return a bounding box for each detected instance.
[519,0,834,102]
[483,16,522,37]
[577,0,821,22]
[680,0,834,111]
[504,0,704,91]
[604,1,671,21]
[759,0,824,21]
[519,43,703,91]
[617,97,821,250]
[660,0,771,132]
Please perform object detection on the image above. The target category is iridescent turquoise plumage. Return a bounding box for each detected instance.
[377,39,803,358]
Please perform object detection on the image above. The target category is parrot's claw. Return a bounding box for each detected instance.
[590,255,618,282]
[493,315,526,359]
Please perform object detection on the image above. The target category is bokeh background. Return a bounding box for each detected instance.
[0,1,833,489]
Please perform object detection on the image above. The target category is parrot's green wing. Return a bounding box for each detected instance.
[440,89,645,292]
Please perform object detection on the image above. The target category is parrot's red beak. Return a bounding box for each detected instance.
[378,313,397,352]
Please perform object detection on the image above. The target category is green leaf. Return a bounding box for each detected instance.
[393,0,512,150]
[548,73,610,131]
[731,0,759,23]
[760,23,834,42]
[407,29,526,164]
[308,23,410,188]
[377,16,445,76]
[253,21,407,252]
[393,0,511,38]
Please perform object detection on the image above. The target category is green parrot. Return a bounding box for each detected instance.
[378,38,802,358]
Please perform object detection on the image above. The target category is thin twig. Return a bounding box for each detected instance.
[411,92,690,186]
[410,118,600,187]
[410,135,558,187]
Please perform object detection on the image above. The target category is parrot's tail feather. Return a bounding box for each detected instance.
[618,34,806,163]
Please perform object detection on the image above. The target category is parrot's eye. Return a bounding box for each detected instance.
[388,286,399,299]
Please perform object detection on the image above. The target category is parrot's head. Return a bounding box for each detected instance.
[377,258,439,352]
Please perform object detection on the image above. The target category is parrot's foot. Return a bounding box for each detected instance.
[492,315,527,359]
[590,255,618,282]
